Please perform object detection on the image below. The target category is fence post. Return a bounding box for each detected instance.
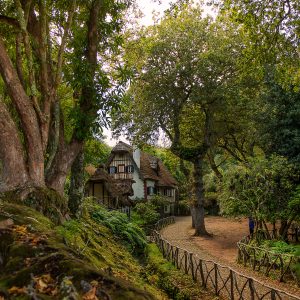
[253,248,256,270]
[199,259,205,287]
[175,247,179,269]
[230,270,234,300]
[248,278,255,300]
[271,290,276,300]
[190,253,195,280]
[214,263,218,295]
[184,251,188,274]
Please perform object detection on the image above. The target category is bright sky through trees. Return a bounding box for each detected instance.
[104,0,216,146]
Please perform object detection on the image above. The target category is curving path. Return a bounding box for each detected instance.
[161,216,300,298]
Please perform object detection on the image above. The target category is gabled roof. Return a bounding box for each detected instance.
[107,141,178,188]
[140,152,178,187]
[111,141,132,153]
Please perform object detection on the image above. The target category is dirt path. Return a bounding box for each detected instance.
[161,216,300,298]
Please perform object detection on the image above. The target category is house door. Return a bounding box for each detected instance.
[93,183,104,203]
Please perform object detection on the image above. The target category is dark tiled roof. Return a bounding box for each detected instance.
[140,153,178,187]
[108,142,178,188]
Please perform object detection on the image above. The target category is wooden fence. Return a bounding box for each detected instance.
[152,217,300,300]
[237,235,299,284]
[245,227,300,244]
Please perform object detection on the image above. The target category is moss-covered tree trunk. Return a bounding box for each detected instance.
[69,150,85,216]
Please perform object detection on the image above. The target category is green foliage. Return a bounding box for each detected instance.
[258,79,300,166]
[259,240,300,255]
[219,155,299,223]
[144,243,208,300]
[91,205,147,254]
[113,3,255,160]
[84,138,111,166]
[217,0,300,88]
[133,203,160,227]
[289,186,300,217]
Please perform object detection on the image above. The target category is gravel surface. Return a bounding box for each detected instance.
[161,216,300,299]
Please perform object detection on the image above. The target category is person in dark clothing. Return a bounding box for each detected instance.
[249,217,255,235]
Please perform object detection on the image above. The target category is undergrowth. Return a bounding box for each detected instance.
[91,206,147,254]
[0,200,166,299]
[144,243,212,300]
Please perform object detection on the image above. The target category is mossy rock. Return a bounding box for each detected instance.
[0,187,68,225]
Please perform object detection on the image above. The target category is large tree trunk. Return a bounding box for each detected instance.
[192,158,209,236]
[46,139,82,195]
[0,1,107,222]
[0,36,44,187]
[0,101,29,191]
[68,150,85,216]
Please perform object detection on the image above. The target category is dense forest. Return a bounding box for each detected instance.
[0,0,299,299]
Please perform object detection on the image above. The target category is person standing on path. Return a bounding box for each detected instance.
[249,216,255,236]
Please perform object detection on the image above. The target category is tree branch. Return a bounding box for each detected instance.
[53,1,76,89]
[15,32,25,88]
[0,36,44,184]
[0,15,20,28]
[15,0,44,124]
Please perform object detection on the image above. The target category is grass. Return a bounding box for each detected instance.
[144,243,214,300]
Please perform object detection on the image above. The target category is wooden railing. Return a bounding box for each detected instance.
[244,227,300,244]
[151,218,300,300]
[237,235,299,284]
[153,216,175,231]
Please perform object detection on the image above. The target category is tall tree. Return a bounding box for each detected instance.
[0,1,130,207]
[114,5,253,235]
[216,0,300,87]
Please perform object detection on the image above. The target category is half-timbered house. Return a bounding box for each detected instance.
[106,141,178,214]
[85,164,133,208]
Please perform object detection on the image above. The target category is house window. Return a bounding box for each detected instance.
[147,186,156,195]
[126,165,134,173]
[118,164,125,173]
[109,166,117,174]
[164,189,173,197]
[164,205,169,213]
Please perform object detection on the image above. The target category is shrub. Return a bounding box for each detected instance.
[133,203,160,226]
[92,208,147,254]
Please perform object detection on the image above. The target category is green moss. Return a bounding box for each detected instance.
[145,244,212,300]
[0,201,165,299]
[0,187,68,225]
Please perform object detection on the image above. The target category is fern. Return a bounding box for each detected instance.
[91,207,147,254]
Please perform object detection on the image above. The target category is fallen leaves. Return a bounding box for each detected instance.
[7,274,58,297]
[82,280,109,300]
[8,286,27,295]
[12,225,46,247]
[83,286,98,300]
[33,274,58,296]
[13,225,27,235]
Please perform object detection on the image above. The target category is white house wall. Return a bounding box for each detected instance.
[146,180,155,188]
[130,170,145,200]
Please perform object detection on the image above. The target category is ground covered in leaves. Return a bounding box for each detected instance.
[0,200,166,300]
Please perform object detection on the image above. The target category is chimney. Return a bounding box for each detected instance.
[133,146,141,169]
[149,158,158,170]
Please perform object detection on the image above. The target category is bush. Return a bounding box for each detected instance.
[91,208,147,254]
[133,203,160,226]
